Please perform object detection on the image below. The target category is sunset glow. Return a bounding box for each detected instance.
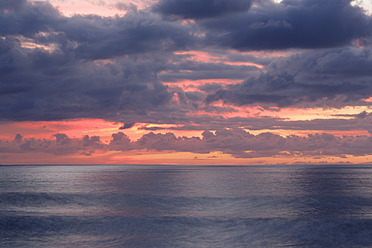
[1,0,372,165]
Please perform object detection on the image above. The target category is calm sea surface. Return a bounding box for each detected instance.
[1,165,372,247]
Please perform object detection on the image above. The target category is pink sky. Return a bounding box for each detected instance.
[1,0,372,165]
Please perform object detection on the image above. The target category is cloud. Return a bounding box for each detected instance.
[201,0,372,50]
[0,133,104,155]
[129,128,372,158]
[206,47,372,107]
[108,132,132,151]
[153,0,252,19]
[0,1,196,58]
[0,0,26,11]
[1,0,372,152]
[134,132,206,152]
[159,59,260,82]
[1,0,200,121]
[2,129,372,159]
[119,122,136,129]
[116,2,138,12]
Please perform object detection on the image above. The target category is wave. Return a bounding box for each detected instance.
[2,215,372,247]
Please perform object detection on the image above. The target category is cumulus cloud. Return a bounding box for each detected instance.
[2,129,372,159]
[116,129,372,158]
[0,133,104,155]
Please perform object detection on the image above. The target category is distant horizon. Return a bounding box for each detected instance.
[1,163,371,166]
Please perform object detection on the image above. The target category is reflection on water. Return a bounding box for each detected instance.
[1,165,372,247]
[293,166,372,219]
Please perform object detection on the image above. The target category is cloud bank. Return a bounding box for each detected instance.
[1,129,371,159]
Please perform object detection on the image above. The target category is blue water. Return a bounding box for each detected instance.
[1,165,372,247]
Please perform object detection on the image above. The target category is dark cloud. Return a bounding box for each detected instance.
[159,60,260,82]
[0,1,61,37]
[0,0,26,11]
[66,13,195,60]
[141,112,372,135]
[198,83,224,92]
[0,1,195,58]
[0,1,201,121]
[333,110,372,119]
[206,73,368,107]
[119,122,136,129]
[201,0,372,50]
[153,0,252,19]
[206,47,372,107]
[0,47,172,121]
[1,0,372,148]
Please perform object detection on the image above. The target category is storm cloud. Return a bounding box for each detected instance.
[0,0,196,121]
[200,0,372,50]
[206,47,372,107]
[153,0,252,19]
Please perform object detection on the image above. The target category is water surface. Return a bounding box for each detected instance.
[1,165,372,247]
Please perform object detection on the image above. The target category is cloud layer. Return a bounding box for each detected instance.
[1,129,371,160]
[1,0,372,122]
[1,0,372,163]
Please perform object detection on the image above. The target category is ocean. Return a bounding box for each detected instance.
[1,165,372,247]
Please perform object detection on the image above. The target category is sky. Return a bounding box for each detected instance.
[1,0,372,165]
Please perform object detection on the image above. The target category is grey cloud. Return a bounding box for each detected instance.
[333,110,372,119]
[108,132,132,151]
[1,0,372,132]
[0,133,105,155]
[198,83,224,92]
[159,60,260,82]
[0,0,202,122]
[116,2,138,12]
[201,0,372,50]
[67,13,195,60]
[206,47,372,107]
[0,0,26,11]
[0,1,61,37]
[0,47,172,121]
[2,129,372,159]
[1,1,196,59]
[153,0,252,19]
[134,132,206,152]
[119,122,136,129]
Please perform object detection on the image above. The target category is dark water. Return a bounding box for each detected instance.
[1,165,372,247]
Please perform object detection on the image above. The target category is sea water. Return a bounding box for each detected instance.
[1,165,372,247]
